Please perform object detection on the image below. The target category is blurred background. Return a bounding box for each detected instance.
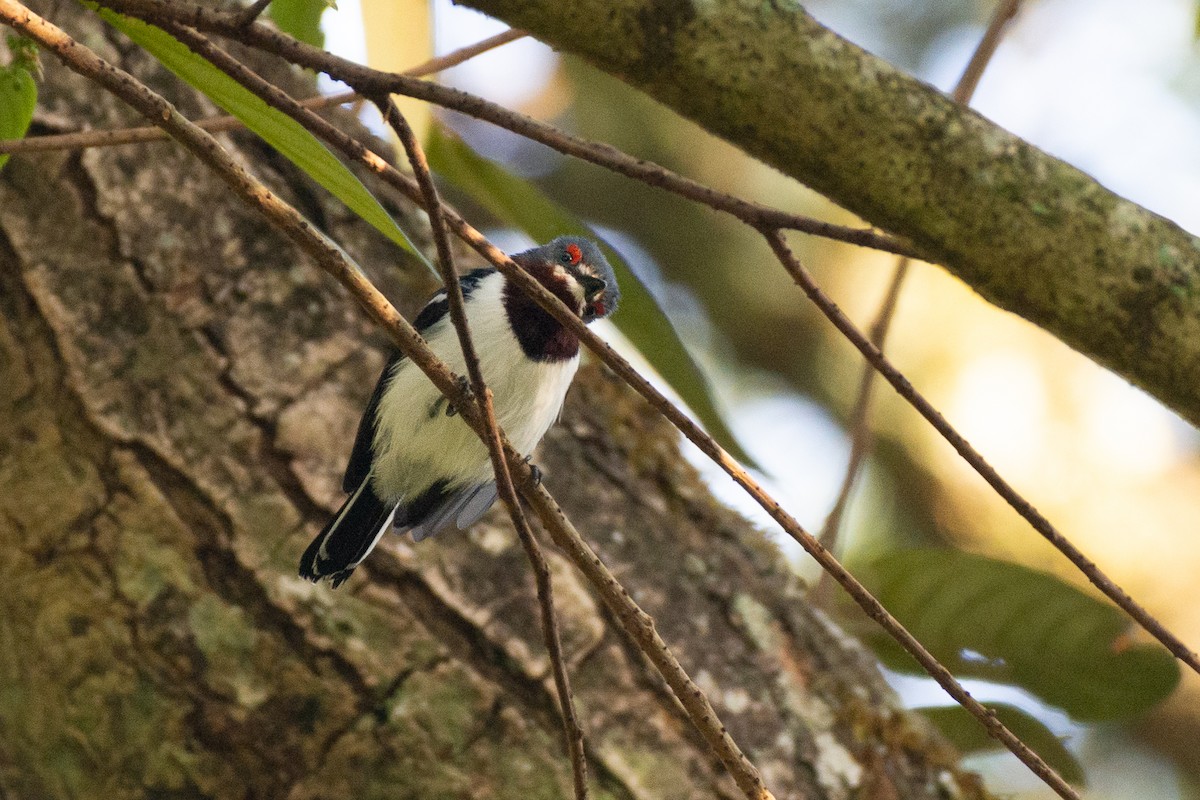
[318,0,1200,796]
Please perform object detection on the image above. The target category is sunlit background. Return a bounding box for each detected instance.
[324,0,1200,796]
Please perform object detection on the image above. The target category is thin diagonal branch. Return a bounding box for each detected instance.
[0,6,773,798]
[368,74,915,255]
[0,91,356,152]
[953,0,1023,109]
[816,257,910,552]
[378,95,590,800]
[0,28,525,154]
[749,229,1086,797]
[764,220,1200,680]
[233,0,271,28]
[414,26,526,74]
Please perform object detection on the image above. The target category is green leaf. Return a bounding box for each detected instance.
[426,125,754,466]
[267,0,328,49]
[93,7,431,271]
[845,548,1180,721]
[0,37,38,173]
[917,703,1086,787]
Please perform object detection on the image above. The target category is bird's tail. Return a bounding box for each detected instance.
[299,478,395,588]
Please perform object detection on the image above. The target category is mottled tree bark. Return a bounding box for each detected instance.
[458,0,1200,432]
[0,5,987,798]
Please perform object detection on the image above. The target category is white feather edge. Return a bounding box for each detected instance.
[317,476,397,568]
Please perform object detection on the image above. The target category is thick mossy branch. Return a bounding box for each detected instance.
[461,0,1200,426]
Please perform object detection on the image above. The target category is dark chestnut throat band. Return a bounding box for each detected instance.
[502,255,581,362]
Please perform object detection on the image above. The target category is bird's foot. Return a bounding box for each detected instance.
[446,375,473,416]
[523,455,543,486]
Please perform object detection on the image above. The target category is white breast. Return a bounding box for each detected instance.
[369,272,579,503]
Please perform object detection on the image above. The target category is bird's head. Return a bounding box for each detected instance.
[520,236,620,323]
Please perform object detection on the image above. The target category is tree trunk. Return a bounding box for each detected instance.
[0,5,986,798]
[458,0,1200,432]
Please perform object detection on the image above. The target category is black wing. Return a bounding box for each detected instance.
[342,350,402,492]
[341,268,496,493]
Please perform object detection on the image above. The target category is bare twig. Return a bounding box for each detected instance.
[0,6,773,798]
[750,229,1086,797]
[817,0,1023,557]
[234,0,271,28]
[0,91,356,152]
[954,0,1023,108]
[767,219,1200,674]
[412,26,527,74]
[519,482,775,800]
[378,95,590,800]
[816,257,910,552]
[0,27,526,154]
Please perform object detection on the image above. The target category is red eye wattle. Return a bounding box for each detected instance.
[566,243,582,265]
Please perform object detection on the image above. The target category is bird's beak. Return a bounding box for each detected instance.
[579,275,608,320]
[580,275,607,299]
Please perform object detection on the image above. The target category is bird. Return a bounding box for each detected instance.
[299,236,620,587]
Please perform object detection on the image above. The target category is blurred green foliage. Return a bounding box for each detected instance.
[267,0,329,49]
[918,703,1085,787]
[847,548,1179,721]
[0,35,37,173]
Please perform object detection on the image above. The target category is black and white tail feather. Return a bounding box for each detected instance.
[298,475,498,588]
[298,478,393,588]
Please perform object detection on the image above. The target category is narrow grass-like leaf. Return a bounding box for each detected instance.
[0,37,38,173]
[426,125,754,466]
[918,703,1085,787]
[268,0,328,49]
[846,548,1179,721]
[94,7,431,271]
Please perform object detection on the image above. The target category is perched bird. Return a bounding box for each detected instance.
[300,236,620,587]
